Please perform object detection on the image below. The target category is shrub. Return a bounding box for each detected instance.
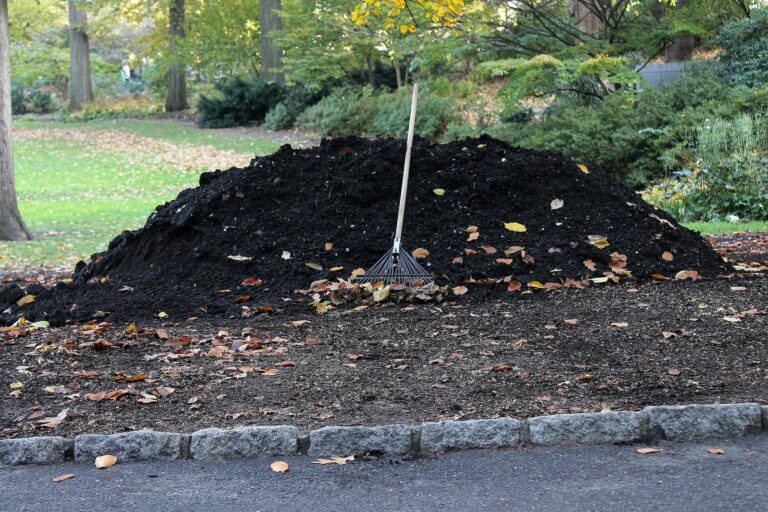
[11,84,26,115]
[10,84,57,115]
[197,77,287,128]
[263,103,293,131]
[298,86,373,136]
[646,114,768,221]
[64,96,162,121]
[715,8,768,88]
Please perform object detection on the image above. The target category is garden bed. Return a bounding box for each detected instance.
[2,275,766,439]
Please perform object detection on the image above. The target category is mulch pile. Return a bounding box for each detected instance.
[1,135,728,325]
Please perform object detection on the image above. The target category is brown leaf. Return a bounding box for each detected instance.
[490,364,515,372]
[451,285,468,296]
[125,374,148,383]
[464,248,477,256]
[661,251,674,262]
[507,280,522,292]
[85,392,107,401]
[667,368,681,376]
[312,455,354,465]
[635,447,662,455]
[583,259,597,271]
[611,322,629,329]
[94,454,118,469]
[324,242,333,251]
[480,244,497,254]
[496,258,513,265]
[241,278,263,287]
[452,256,463,264]
[564,318,580,325]
[270,460,290,473]
[504,246,524,256]
[467,231,480,242]
[707,447,725,455]
[675,270,702,281]
[276,361,296,367]
[52,474,76,482]
[305,262,323,271]
[412,248,430,259]
[465,225,478,233]
[577,374,593,382]
[261,368,278,376]
[105,390,127,400]
[346,353,365,360]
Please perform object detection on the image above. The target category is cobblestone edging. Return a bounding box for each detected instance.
[1,403,766,466]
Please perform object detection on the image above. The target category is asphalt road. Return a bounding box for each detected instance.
[3,433,768,512]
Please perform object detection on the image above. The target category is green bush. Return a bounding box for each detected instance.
[715,8,768,88]
[264,85,326,130]
[646,114,768,221]
[11,84,25,115]
[263,103,293,131]
[298,85,457,139]
[499,67,767,187]
[197,77,287,128]
[10,83,57,115]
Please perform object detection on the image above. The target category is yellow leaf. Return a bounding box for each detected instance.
[577,163,590,174]
[270,460,290,473]
[433,188,445,196]
[373,286,391,302]
[9,381,23,390]
[527,281,545,289]
[16,295,35,307]
[158,311,169,318]
[504,222,527,232]
[411,247,430,259]
[329,266,343,272]
[94,454,118,469]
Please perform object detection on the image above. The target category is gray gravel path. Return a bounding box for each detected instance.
[3,433,768,512]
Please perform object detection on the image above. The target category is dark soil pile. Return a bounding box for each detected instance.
[2,136,728,324]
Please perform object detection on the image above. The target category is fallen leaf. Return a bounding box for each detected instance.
[651,273,669,280]
[465,225,478,233]
[490,364,515,372]
[723,316,741,323]
[611,322,629,328]
[241,278,263,287]
[37,408,68,428]
[452,256,463,264]
[564,318,580,325]
[305,262,323,271]
[480,244,497,254]
[158,311,169,319]
[587,235,610,249]
[577,374,593,382]
[635,447,662,455]
[261,368,278,376]
[346,353,365,360]
[351,268,366,277]
[227,255,252,262]
[16,295,35,307]
[312,455,355,465]
[451,285,468,296]
[373,286,390,302]
[464,248,477,256]
[276,361,296,367]
[281,251,291,260]
[9,381,22,390]
[433,188,445,196]
[730,286,746,292]
[270,460,290,473]
[675,270,702,281]
[577,163,590,174]
[52,474,76,483]
[507,280,522,292]
[467,231,480,242]
[707,448,725,455]
[412,248,430,259]
[661,251,674,262]
[527,281,545,289]
[550,198,564,210]
[504,222,527,233]
[329,266,343,272]
[496,258,513,265]
[125,374,148,383]
[667,368,681,376]
[94,454,117,469]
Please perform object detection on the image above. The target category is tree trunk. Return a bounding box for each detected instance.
[165,0,187,112]
[260,0,284,83]
[366,53,376,88]
[569,0,602,36]
[0,0,32,241]
[653,0,694,62]
[68,0,94,111]
[394,60,402,89]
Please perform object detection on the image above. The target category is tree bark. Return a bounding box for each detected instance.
[68,0,93,111]
[652,0,694,62]
[165,0,187,112]
[0,0,32,241]
[569,0,602,36]
[260,0,284,83]
[394,59,402,89]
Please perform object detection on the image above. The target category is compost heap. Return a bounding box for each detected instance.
[2,136,728,325]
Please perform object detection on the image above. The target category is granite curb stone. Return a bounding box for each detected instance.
[308,424,412,457]
[644,403,762,441]
[421,418,522,452]
[528,411,645,445]
[74,430,185,462]
[190,425,297,459]
[0,436,73,465]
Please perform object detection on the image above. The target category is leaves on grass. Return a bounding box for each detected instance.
[504,222,527,233]
[94,454,118,469]
[635,447,662,455]
[312,455,354,465]
[270,460,290,473]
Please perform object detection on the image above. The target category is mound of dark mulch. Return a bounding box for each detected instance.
[2,136,728,324]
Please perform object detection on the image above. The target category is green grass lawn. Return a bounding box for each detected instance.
[683,221,768,235]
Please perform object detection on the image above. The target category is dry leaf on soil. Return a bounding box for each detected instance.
[504,222,527,233]
[707,448,725,455]
[411,248,430,259]
[312,455,355,465]
[52,474,76,482]
[635,447,662,455]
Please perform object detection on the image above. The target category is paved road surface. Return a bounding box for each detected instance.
[3,433,767,511]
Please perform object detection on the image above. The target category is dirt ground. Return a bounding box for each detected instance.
[2,267,765,439]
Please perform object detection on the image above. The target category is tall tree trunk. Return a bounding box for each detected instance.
[652,0,694,62]
[569,0,602,36]
[394,59,402,89]
[68,0,93,111]
[0,0,32,241]
[366,53,376,88]
[165,0,187,112]
[260,0,284,83]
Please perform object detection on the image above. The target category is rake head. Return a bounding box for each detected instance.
[356,242,433,287]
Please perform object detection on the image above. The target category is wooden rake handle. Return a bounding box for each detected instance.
[393,83,419,253]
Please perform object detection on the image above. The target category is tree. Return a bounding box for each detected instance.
[0,0,32,241]
[68,0,94,111]
[260,0,284,83]
[165,0,187,111]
